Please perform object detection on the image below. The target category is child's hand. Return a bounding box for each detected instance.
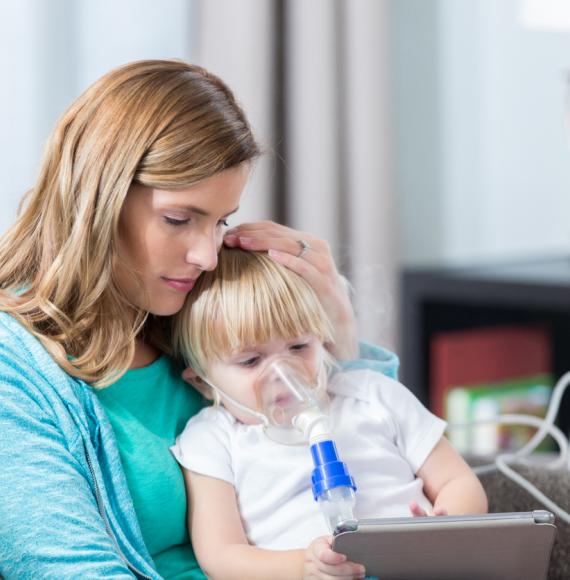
[303,535,366,579]
[409,500,448,517]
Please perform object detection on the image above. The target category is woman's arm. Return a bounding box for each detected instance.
[0,375,142,579]
[183,470,365,580]
[415,436,488,515]
[224,221,358,359]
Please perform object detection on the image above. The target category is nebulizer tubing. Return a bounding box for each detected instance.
[207,382,269,425]
[447,370,570,524]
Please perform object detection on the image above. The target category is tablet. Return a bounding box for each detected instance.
[332,511,556,580]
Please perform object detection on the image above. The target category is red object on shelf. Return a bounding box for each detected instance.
[430,325,551,418]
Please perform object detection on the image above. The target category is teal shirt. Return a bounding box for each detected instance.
[96,355,207,579]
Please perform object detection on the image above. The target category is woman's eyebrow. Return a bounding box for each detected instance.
[180,205,240,218]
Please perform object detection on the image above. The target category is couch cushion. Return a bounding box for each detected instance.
[475,463,569,580]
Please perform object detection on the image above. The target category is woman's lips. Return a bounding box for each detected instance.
[162,277,197,293]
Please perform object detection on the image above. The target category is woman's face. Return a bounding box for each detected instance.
[117,165,248,316]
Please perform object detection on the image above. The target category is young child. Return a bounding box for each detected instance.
[171,248,487,580]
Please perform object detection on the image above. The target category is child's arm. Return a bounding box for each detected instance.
[183,469,366,580]
[413,436,488,515]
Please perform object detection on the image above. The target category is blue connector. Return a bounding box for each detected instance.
[310,439,357,532]
[310,439,357,499]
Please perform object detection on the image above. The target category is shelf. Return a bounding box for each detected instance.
[400,255,570,436]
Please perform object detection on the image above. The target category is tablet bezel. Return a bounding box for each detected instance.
[331,510,557,580]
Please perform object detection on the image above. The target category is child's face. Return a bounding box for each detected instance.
[205,334,323,425]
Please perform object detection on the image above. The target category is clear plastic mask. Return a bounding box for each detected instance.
[204,348,330,444]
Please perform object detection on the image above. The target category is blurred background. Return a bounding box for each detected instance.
[3,0,570,372]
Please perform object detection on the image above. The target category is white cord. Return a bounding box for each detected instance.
[447,371,570,525]
[455,415,568,471]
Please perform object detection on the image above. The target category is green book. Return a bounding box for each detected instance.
[445,373,554,456]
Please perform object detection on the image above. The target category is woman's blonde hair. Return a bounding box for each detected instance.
[173,247,334,378]
[0,59,259,387]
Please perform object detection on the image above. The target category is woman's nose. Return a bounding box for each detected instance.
[185,232,219,272]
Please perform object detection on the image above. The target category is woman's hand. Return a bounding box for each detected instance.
[224,221,358,359]
[409,500,448,517]
[303,536,366,579]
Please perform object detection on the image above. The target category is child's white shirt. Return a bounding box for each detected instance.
[171,368,446,550]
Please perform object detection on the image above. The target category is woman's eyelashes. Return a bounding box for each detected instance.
[164,216,190,227]
[163,216,230,228]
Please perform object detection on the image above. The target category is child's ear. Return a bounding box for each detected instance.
[182,367,214,400]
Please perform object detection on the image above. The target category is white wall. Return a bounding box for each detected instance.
[394,0,570,265]
[0,0,46,234]
[190,0,276,224]
[0,0,192,235]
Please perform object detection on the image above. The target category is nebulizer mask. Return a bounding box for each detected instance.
[203,343,358,532]
[206,346,330,445]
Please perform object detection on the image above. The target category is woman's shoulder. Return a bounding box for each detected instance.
[0,311,47,377]
[0,311,89,414]
[0,311,59,369]
[0,310,33,347]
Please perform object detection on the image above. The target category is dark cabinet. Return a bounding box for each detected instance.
[400,256,570,435]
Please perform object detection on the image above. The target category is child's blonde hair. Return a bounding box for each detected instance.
[173,247,334,377]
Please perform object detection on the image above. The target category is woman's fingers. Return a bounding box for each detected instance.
[226,220,299,235]
[227,234,327,269]
[225,226,328,267]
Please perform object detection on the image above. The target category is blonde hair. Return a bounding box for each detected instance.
[173,247,334,377]
[0,59,259,387]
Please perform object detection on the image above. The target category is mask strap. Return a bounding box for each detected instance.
[202,377,269,427]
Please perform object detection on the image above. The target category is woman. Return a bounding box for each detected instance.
[0,60,393,579]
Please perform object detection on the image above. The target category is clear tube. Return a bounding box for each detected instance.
[316,486,357,532]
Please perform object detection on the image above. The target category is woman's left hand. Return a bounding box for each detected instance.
[224,220,358,359]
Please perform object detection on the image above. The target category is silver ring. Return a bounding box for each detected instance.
[296,239,311,258]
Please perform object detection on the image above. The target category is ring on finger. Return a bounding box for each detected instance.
[296,239,311,258]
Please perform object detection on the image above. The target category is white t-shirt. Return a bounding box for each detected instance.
[171,368,446,550]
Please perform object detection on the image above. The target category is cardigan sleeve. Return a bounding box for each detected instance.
[0,366,141,579]
[339,340,400,380]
